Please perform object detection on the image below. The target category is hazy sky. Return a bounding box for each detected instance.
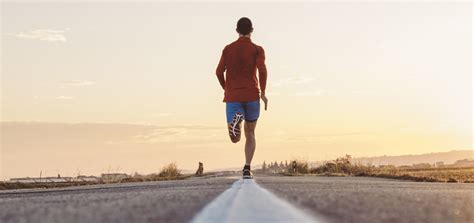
[1,1,472,180]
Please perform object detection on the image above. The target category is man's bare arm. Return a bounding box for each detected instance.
[256,46,268,110]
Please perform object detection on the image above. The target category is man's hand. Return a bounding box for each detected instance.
[261,93,268,111]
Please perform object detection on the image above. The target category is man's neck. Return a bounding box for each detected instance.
[239,34,251,38]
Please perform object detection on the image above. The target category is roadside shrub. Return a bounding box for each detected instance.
[351,162,376,176]
[311,155,356,175]
[158,163,181,179]
[287,160,310,174]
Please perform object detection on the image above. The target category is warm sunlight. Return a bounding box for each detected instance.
[1,1,472,180]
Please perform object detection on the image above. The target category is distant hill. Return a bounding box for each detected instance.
[351,150,473,166]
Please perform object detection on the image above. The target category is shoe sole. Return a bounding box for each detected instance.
[229,112,244,140]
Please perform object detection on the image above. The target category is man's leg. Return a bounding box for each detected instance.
[244,120,257,165]
[241,100,260,179]
[242,100,260,166]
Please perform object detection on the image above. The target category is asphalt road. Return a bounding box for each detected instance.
[0,177,236,223]
[0,175,473,223]
[257,176,474,223]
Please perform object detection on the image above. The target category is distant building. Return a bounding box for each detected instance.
[452,159,474,167]
[44,177,72,183]
[435,161,445,168]
[101,173,129,182]
[412,163,431,169]
[10,177,72,183]
[75,175,100,182]
[9,178,37,183]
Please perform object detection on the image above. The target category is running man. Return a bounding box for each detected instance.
[215,17,268,179]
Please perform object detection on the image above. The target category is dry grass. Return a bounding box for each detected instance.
[306,155,474,183]
[159,163,181,178]
[0,181,100,190]
[286,159,310,174]
[381,167,474,183]
[122,163,185,182]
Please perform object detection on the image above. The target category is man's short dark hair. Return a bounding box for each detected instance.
[237,17,253,35]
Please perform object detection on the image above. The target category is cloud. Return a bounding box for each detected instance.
[282,132,375,142]
[0,121,229,179]
[106,125,223,145]
[152,113,173,117]
[60,80,96,87]
[265,92,280,96]
[1,121,223,147]
[272,76,315,87]
[55,96,73,100]
[351,90,372,95]
[129,128,187,143]
[6,29,68,42]
[294,89,325,96]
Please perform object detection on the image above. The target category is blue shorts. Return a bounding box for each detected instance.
[226,100,260,123]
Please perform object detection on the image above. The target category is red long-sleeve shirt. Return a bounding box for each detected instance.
[216,36,267,102]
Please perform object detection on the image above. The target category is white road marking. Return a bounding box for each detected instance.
[190,179,322,223]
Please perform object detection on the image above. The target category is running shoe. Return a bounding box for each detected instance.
[228,112,244,142]
[242,165,253,179]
